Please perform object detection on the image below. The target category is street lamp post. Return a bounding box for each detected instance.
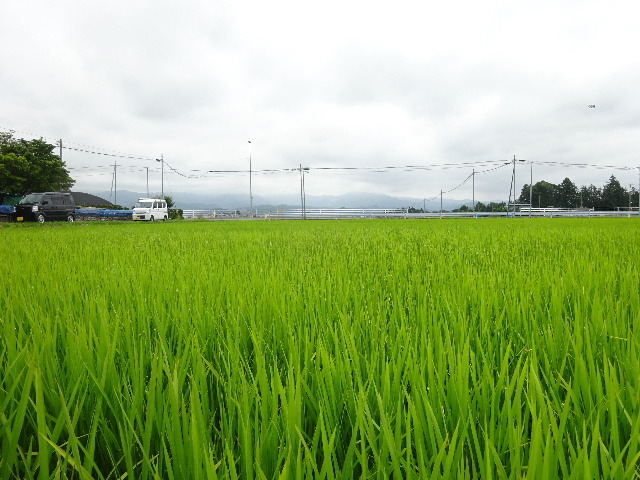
[156,155,164,198]
[508,156,527,217]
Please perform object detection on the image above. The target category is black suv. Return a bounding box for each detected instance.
[14,192,76,223]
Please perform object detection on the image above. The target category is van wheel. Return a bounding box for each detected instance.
[150,216,154,221]
[37,214,45,223]
[67,214,75,222]
[163,215,168,221]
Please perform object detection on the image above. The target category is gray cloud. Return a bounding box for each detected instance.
[2,0,639,202]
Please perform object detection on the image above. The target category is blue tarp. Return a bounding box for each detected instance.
[76,209,133,218]
[0,207,133,218]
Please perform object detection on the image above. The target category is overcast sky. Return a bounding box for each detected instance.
[2,0,639,203]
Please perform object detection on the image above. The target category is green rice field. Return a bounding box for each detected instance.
[1,218,639,479]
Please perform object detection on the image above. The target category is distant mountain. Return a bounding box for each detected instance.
[93,190,476,211]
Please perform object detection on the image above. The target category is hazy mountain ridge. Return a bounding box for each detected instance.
[93,190,478,211]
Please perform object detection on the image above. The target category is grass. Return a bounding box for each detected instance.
[1,218,639,479]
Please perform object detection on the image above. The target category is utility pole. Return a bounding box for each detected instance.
[472,169,475,218]
[423,198,426,213]
[113,162,118,206]
[59,139,63,161]
[529,162,533,218]
[145,167,149,197]
[156,155,164,198]
[508,155,526,217]
[511,155,516,217]
[440,190,443,219]
[248,141,253,209]
[299,164,308,220]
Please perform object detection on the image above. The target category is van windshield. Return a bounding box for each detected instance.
[19,194,43,204]
[137,201,154,208]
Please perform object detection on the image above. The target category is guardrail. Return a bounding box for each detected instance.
[2,205,637,222]
[177,208,640,220]
[182,209,242,219]
[267,208,409,219]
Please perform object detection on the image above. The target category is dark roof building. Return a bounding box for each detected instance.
[71,192,113,207]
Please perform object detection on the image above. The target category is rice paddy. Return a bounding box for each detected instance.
[1,218,639,479]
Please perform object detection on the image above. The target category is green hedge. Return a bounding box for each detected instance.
[169,208,183,220]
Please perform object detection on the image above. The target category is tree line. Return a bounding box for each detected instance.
[518,175,638,210]
[413,175,639,213]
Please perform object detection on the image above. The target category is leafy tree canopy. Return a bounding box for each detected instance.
[518,175,637,209]
[555,177,579,207]
[163,195,175,208]
[474,201,507,212]
[601,175,627,210]
[0,132,75,195]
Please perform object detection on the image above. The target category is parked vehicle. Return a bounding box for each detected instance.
[132,198,168,221]
[14,192,76,223]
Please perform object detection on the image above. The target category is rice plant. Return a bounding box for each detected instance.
[1,218,639,479]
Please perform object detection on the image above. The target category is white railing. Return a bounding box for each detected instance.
[265,208,408,219]
[180,208,639,220]
[182,209,242,219]
[519,207,593,213]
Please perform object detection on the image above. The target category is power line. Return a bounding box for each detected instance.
[0,126,157,160]
[4,126,638,182]
[533,160,636,171]
[442,173,474,195]
[63,145,154,161]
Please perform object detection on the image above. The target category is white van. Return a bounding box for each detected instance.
[133,198,168,221]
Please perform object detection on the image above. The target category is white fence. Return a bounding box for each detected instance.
[181,208,409,219]
[180,208,640,220]
[182,209,242,219]
[267,208,408,219]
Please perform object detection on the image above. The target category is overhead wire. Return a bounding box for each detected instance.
[3,127,638,195]
[63,145,155,161]
[442,172,473,195]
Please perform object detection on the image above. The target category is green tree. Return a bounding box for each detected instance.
[601,175,627,210]
[163,195,175,208]
[475,201,506,212]
[629,186,639,208]
[517,184,531,205]
[0,132,74,195]
[520,181,557,207]
[579,184,601,209]
[555,177,579,208]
